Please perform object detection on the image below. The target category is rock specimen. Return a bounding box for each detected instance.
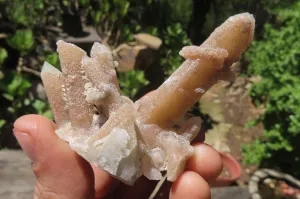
[134,33,162,50]
[41,13,255,185]
[113,33,162,72]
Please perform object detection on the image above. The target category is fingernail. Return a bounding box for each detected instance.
[13,129,37,162]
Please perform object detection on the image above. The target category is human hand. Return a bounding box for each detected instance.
[13,114,222,199]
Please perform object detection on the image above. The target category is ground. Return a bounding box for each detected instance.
[0,150,34,199]
[201,69,264,184]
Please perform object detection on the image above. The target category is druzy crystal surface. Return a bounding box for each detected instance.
[41,13,255,185]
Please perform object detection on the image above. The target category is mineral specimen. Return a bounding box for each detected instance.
[41,13,255,185]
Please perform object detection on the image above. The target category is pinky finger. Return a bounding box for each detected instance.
[169,171,211,199]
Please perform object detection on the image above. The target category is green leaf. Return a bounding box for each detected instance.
[103,1,110,12]
[7,2,27,26]
[242,139,266,164]
[120,2,130,16]
[6,29,34,54]
[0,120,6,128]
[2,93,14,101]
[0,48,8,66]
[79,0,89,7]
[17,79,31,96]
[119,70,149,99]
[24,98,31,106]
[6,75,32,96]
[33,99,46,113]
[91,10,103,24]
[7,0,45,27]
[2,74,32,100]
[8,107,15,113]
[7,76,22,95]
[43,110,53,120]
[46,52,59,67]
[0,71,4,80]
[244,118,261,128]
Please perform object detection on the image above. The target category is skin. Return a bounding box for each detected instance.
[13,114,222,199]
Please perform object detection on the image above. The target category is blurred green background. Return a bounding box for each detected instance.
[0,0,299,178]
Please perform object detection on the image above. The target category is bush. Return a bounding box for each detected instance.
[0,0,192,148]
[243,2,300,176]
[0,0,62,147]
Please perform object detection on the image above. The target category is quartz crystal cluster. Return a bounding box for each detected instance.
[41,13,255,185]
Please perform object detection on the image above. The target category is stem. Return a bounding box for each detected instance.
[149,174,167,199]
[22,66,41,77]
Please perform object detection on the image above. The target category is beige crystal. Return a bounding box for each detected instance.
[41,13,255,185]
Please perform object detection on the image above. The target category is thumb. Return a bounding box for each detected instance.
[14,114,95,199]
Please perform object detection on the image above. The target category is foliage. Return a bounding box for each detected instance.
[7,0,46,27]
[0,0,63,147]
[161,23,192,75]
[0,48,7,66]
[242,2,300,176]
[119,70,149,99]
[45,52,59,67]
[0,72,52,117]
[84,0,192,74]
[6,29,35,54]
[0,0,192,148]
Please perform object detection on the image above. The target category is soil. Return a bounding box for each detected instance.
[220,167,232,178]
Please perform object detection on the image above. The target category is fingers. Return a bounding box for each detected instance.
[186,143,223,182]
[169,143,222,199]
[91,164,115,198]
[170,171,210,199]
[13,114,223,199]
[14,115,95,199]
